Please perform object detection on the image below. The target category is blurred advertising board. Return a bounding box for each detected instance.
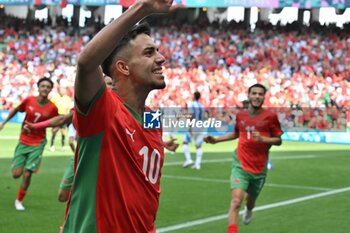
[0,0,348,7]
[0,0,31,5]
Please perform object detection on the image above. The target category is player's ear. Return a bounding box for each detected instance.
[116,60,129,75]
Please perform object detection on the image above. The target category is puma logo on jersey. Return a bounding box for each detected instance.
[125,128,136,142]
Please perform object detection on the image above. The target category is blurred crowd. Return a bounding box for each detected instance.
[0,15,349,125]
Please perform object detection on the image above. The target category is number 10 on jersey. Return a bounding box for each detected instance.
[139,146,161,184]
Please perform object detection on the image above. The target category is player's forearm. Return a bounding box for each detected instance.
[30,120,52,130]
[77,2,150,70]
[48,116,65,127]
[32,114,71,129]
[1,108,19,125]
[50,114,72,127]
[215,132,238,143]
[261,136,282,146]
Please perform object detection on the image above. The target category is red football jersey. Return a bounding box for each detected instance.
[235,109,283,174]
[63,86,164,233]
[17,96,58,146]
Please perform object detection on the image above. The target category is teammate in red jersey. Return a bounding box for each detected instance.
[60,1,181,232]
[25,108,75,202]
[0,77,58,211]
[204,83,283,233]
[24,74,115,203]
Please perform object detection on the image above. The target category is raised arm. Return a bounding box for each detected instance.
[75,0,178,106]
[0,107,19,131]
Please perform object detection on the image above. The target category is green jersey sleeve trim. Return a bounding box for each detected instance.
[75,84,106,117]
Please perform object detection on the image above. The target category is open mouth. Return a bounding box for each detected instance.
[152,67,163,75]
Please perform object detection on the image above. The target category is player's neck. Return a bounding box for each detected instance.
[37,96,48,105]
[248,106,262,116]
[114,89,147,117]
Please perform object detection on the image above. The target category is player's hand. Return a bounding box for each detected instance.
[23,124,31,134]
[252,131,263,142]
[165,138,179,152]
[23,121,34,134]
[204,135,216,144]
[139,0,186,14]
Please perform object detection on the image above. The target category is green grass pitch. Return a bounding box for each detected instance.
[0,123,349,233]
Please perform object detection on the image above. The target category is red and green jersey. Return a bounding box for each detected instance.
[62,85,164,233]
[235,109,282,174]
[17,96,58,146]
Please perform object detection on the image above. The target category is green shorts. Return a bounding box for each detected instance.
[230,151,267,198]
[12,139,47,172]
[60,156,74,190]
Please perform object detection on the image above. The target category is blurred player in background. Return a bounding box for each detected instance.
[204,83,283,233]
[25,109,75,202]
[242,99,273,170]
[0,77,58,211]
[59,123,75,202]
[182,91,205,170]
[67,113,76,154]
[103,74,113,90]
[49,84,72,152]
[25,74,114,202]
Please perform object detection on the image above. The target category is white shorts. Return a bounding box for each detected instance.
[68,124,77,140]
[184,132,204,146]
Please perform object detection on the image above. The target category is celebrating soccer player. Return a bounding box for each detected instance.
[204,83,283,233]
[59,0,182,232]
[0,77,58,211]
[25,109,75,202]
[24,74,115,203]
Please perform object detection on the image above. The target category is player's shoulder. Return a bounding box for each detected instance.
[236,110,248,117]
[259,109,279,122]
[21,96,37,105]
[92,86,120,108]
[263,109,278,117]
[107,89,122,103]
[25,96,36,101]
[191,101,204,108]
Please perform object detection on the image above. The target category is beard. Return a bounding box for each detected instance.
[250,100,263,109]
[151,79,166,90]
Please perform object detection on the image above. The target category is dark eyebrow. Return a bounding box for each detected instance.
[144,46,157,52]
[39,83,52,87]
[142,47,158,56]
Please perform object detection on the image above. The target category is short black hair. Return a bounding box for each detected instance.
[37,77,54,88]
[102,23,151,77]
[194,91,201,100]
[248,83,267,95]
